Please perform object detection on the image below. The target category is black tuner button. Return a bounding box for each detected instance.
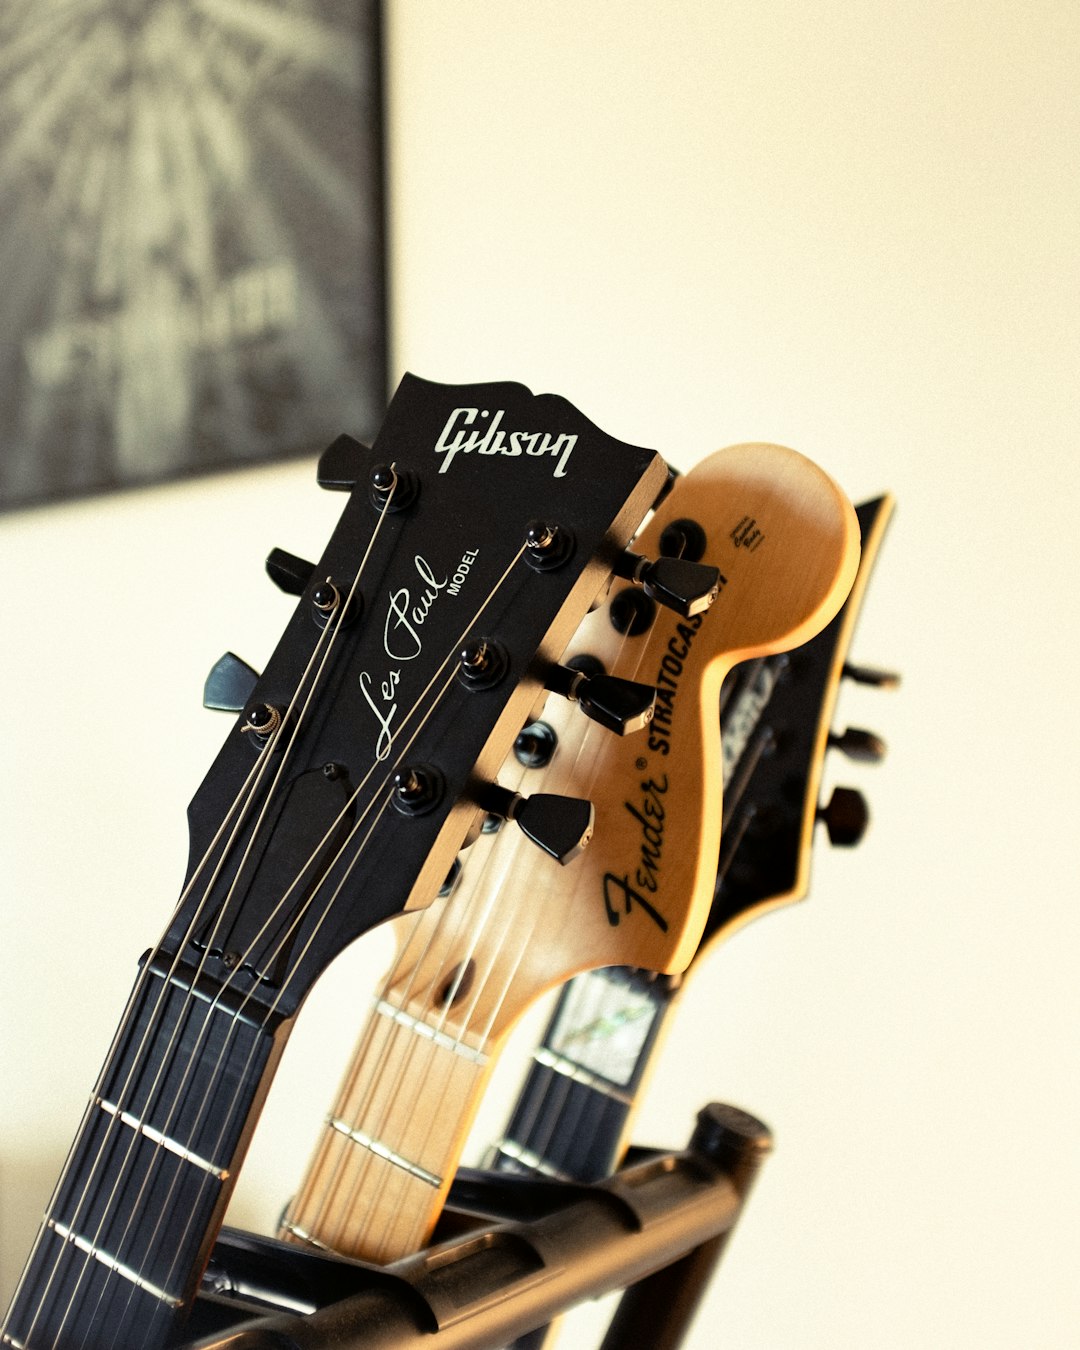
[266,548,316,596]
[203,652,260,713]
[368,462,419,513]
[545,664,656,736]
[458,637,509,690]
[613,551,720,618]
[316,433,368,491]
[480,784,594,865]
[843,661,901,690]
[392,765,444,816]
[829,726,887,763]
[817,786,870,847]
[514,720,558,768]
[524,520,574,570]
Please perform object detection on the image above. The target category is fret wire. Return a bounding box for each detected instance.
[45,1220,181,1309]
[531,1048,634,1106]
[308,750,534,1257]
[153,538,533,1306]
[95,1099,229,1182]
[31,597,348,1349]
[337,839,520,1254]
[90,474,411,1344]
[492,1139,572,1181]
[278,1219,333,1251]
[373,999,489,1065]
[327,1116,442,1188]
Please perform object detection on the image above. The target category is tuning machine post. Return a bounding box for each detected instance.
[828,726,887,763]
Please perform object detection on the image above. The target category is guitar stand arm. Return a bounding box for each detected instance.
[183,1102,771,1350]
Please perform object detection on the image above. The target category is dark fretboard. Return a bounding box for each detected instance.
[491,967,674,1185]
[2,962,283,1350]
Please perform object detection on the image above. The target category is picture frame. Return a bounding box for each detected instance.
[0,0,386,511]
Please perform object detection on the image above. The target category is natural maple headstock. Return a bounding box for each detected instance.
[172,374,669,1020]
[377,443,861,1048]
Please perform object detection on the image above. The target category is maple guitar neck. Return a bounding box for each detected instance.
[280,444,862,1266]
[492,496,895,1192]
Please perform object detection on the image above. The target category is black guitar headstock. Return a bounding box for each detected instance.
[703,495,897,950]
[174,374,669,1018]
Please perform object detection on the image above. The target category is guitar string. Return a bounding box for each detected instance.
[479,615,664,1180]
[137,663,460,1346]
[314,611,620,1258]
[291,761,531,1253]
[49,477,405,1349]
[19,585,347,1349]
[514,629,756,1182]
[379,622,629,1254]
[118,538,534,1341]
[334,593,643,1258]
[0,729,284,1343]
[288,573,652,1256]
[142,552,531,1337]
[329,759,539,1257]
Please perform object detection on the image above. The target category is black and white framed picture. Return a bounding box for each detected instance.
[0,0,386,511]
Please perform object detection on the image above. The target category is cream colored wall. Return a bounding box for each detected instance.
[2,3,1078,1346]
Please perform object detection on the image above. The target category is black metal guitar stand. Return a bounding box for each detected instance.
[181,1102,771,1350]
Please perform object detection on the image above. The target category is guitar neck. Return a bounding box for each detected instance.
[492,495,894,1188]
[2,961,288,1349]
[282,980,493,1263]
[491,967,676,1182]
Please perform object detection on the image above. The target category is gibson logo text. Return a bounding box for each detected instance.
[434,407,577,478]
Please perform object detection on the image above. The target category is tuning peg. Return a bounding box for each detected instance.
[817,786,869,846]
[612,551,720,618]
[843,661,901,690]
[266,548,316,596]
[545,664,655,736]
[479,784,594,864]
[514,720,558,768]
[828,726,887,763]
[317,433,370,490]
[203,652,260,713]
